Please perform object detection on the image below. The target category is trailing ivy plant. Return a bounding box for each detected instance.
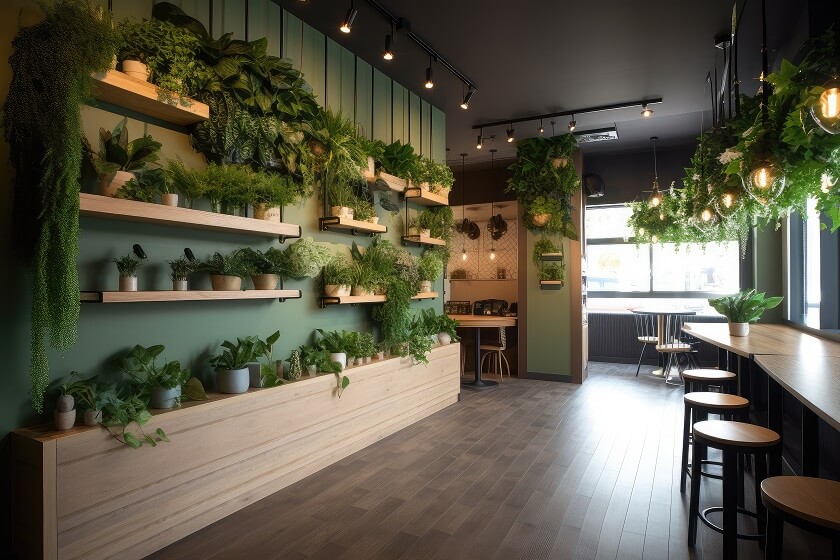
[3,0,118,411]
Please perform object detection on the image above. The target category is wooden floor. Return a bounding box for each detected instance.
[148,362,832,560]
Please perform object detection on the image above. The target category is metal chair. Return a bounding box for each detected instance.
[480,327,510,379]
[633,313,658,376]
[656,314,700,379]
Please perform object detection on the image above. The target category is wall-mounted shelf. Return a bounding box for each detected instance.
[80,289,301,303]
[539,280,565,290]
[319,291,438,308]
[539,253,565,262]
[364,169,408,193]
[79,194,301,241]
[319,215,387,235]
[90,70,209,126]
[402,234,447,247]
[404,186,449,207]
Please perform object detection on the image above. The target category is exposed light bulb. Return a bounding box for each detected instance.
[822,172,837,193]
[638,227,645,236]
[460,88,474,110]
[826,88,839,118]
[489,249,496,260]
[461,250,467,261]
[648,191,662,208]
[425,66,434,89]
[811,79,840,134]
[701,208,713,222]
[539,125,544,134]
[651,234,659,243]
[506,128,514,142]
[382,34,394,60]
[752,165,772,190]
[722,192,735,208]
[568,120,576,132]
[641,104,653,117]
[339,4,357,33]
[476,134,483,149]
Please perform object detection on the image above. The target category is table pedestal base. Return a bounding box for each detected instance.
[461,378,499,390]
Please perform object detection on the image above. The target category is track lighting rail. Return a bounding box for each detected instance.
[471,97,663,130]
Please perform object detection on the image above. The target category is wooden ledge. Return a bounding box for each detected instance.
[693,420,780,448]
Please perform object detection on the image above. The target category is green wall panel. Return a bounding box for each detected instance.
[408,92,421,153]
[392,83,408,144]
[301,23,325,104]
[420,100,431,157]
[372,68,392,143]
[325,38,342,112]
[355,59,372,138]
[211,0,246,39]
[283,11,303,69]
[341,47,357,120]
[431,107,446,163]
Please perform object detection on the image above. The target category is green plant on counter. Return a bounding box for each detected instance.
[3,0,118,411]
[119,344,190,391]
[708,290,783,323]
[298,344,342,374]
[60,372,107,413]
[114,254,142,277]
[532,236,563,268]
[250,331,283,387]
[100,391,169,449]
[92,118,163,182]
[323,254,354,286]
[379,140,421,179]
[115,168,166,202]
[166,256,195,281]
[417,250,444,283]
[436,314,460,341]
[209,338,253,371]
[357,332,376,359]
[315,329,355,355]
[371,246,419,348]
[198,250,249,278]
[407,321,435,365]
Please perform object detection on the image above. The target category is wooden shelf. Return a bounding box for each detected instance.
[402,234,447,247]
[319,215,387,235]
[539,280,565,290]
[80,193,301,240]
[364,169,408,193]
[319,291,438,307]
[404,185,449,206]
[540,253,565,261]
[80,289,301,303]
[90,70,209,126]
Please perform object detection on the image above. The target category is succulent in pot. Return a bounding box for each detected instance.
[119,344,190,409]
[167,256,194,291]
[114,253,142,291]
[92,118,162,197]
[197,250,248,291]
[210,338,253,394]
[708,289,783,336]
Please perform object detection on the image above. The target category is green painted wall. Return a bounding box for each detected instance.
[752,227,785,322]
[0,0,445,446]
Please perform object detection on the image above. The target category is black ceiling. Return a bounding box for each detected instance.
[276,0,806,165]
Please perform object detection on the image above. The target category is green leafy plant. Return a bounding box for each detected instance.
[60,372,107,412]
[708,289,783,323]
[416,158,454,191]
[315,329,356,354]
[250,331,283,387]
[3,0,118,411]
[165,158,206,207]
[119,344,190,395]
[114,254,142,277]
[357,332,376,358]
[323,254,354,286]
[540,262,566,282]
[298,344,342,373]
[167,256,195,281]
[532,236,563,268]
[92,118,163,180]
[115,168,166,202]
[100,390,168,448]
[418,250,444,282]
[379,140,421,179]
[247,170,298,209]
[352,198,377,222]
[371,245,419,347]
[209,338,254,370]
[198,250,248,278]
[350,262,379,292]
[436,313,460,341]
[416,206,454,243]
[407,321,435,365]
[282,237,332,278]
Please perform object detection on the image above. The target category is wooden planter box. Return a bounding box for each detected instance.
[11,344,460,560]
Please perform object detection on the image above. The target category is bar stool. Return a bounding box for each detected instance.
[480,327,510,380]
[682,368,737,393]
[688,420,782,559]
[760,476,840,560]
[680,392,750,493]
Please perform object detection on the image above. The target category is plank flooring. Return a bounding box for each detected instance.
[147,362,833,560]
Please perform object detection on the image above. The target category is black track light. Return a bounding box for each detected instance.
[476,130,483,150]
[539,119,544,134]
[340,1,357,33]
[460,87,474,110]
[425,57,434,89]
[506,126,514,143]
[383,34,394,60]
[568,115,576,132]
[641,103,653,117]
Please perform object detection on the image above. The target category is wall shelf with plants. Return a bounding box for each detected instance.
[402,234,447,247]
[539,280,565,289]
[319,215,388,235]
[90,70,209,126]
[318,292,438,308]
[80,193,302,240]
[403,186,449,207]
[80,289,301,303]
[534,236,566,290]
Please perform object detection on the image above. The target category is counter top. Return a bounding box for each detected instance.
[448,314,518,328]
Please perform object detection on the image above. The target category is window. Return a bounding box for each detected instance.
[788,197,830,329]
[804,198,821,328]
[585,205,741,300]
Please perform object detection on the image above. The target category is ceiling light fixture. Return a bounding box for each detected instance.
[647,136,663,208]
[506,126,514,143]
[641,103,653,117]
[476,129,483,150]
[424,55,434,89]
[811,77,840,134]
[339,1,357,33]
[539,119,544,134]
[460,86,474,110]
[568,115,576,131]
[382,29,395,60]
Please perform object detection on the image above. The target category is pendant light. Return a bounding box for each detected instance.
[488,149,497,260]
[811,76,840,134]
[641,103,654,117]
[476,129,483,150]
[647,136,663,208]
[460,153,468,261]
[506,125,514,143]
[382,25,395,60]
[339,0,357,33]
[460,85,474,110]
[568,114,576,131]
[539,119,544,135]
[424,55,434,89]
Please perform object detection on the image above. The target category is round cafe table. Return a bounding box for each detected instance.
[630,307,696,382]
[448,314,517,389]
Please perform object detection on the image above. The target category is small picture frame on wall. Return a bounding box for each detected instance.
[497,268,506,279]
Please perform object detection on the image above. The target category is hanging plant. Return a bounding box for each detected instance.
[3,0,118,412]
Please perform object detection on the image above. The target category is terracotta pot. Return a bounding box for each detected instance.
[419,280,432,293]
[161,193,179,207]
[83,409,102,426]
[172,279,188,291]
[729,322,749,336]
[351,286,373,296]
[54,409,76,431]
[121,59,149,81]
[216,368,249,394]
[551,157,569,168]
[100,170,134,197]
[532,213,551,227]
[210,275,242,291]
[119,276,138,292]
[150,385,181,409]
[330,352,347,371]
[324,284,351,297]
[253,204,282,222]
[252,274,278,290]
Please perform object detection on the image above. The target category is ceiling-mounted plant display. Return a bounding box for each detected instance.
[3,0,118,412]
[628,31,840,251]
[506,133,580,239]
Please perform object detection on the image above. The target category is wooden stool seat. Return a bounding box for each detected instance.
[683,369,737,382]
[693,420,780,448]
[638,335,658,344]
[761,477,840,531]
[684,393,749,410]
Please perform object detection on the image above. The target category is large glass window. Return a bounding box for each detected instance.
[804,197,821,328]
[651,243,740,292]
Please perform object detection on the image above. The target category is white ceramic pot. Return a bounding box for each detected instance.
[216,367,249,394]
[100,170,134,197]
[54,409,76,431]
[56,394,74,413]
[368,216,380,225]
[330,206,353,219]
[172,279,188,291]
[324,284,351,297]
[253,204,282,222]
[119,276,138,292]
[252,274,278,290]
[438,332,452,345]
[210,274,242,291]
[351,286,373,296]
[83,409,102,426]
[329,352,347,371]
[150,385,181,409]
[729,322,749,337]
[161,193,179,207]
[363,356,371,364]
[532,213,551,227]
[121,59,149,81]
[419,280,432,293]
[354,357,363,367]
[307,364,317,376]
[248,363,264,388]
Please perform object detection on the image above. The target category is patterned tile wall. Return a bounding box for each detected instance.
[448,219,519,280]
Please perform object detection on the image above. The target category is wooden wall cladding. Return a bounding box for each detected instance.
[11,344,460,560]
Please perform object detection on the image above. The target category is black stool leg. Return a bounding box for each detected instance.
[636,343,646,376]
[722,448,738,559]
[833,537,840,560]
[754,452,768,550]
[681,404,691,493]
[688,437,703,546]
[765,511,783,560]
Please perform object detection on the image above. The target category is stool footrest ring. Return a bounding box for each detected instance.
[685,459,725,481]
[699,506,764,541]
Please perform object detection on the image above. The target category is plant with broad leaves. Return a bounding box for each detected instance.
[708,289,783,323]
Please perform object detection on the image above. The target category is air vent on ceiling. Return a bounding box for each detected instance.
[573,126,619,143]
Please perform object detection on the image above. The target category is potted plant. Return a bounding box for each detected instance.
[248,170,296,222]
[374,340,387,360]
[417,250,443,293]
[54,382,77,431]
[245,331,282,388]
[198,250,248,291]
[210,338,253,394]
[61,372,105,425]
[540,262,566,285]
[358,332,376,364]
[708,289,783,336]
[167,256,193,291]
[282,237,333,279]
[416,158,455,195]
[298,343,341,376]
[114,168,166,202]
[380,140,421,181]
[119,344,189,409]
[165,158,207,209]
[323,255,353,297]
[92,118,162,197]
[160,183,179,207]
[533,236,564,261]
[350,262,378,296]
[240,248,281,291]
[316,329,354,371]
[114,254,142,291]
[407,217,430,237]
[436,313,460,345]
[527,195,560,228]
[287,349,303,381]
[328,181,356,219]
[352,199,378,224]
[415,206,454,241]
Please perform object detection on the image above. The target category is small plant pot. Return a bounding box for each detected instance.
[54,409,76,431]
[172,279,188,291]
[121,59,150,81]
[307,364,317,376]
[252,274,279,290]
[532,213,552,227]
[150,385,182,409]
[119,276,138,292]
[374,285,387,296]
[354,357,363,367]
[100,170,134,197]
[419,280,432,293]
[324,284,351,297]
[248,363,264,388]
[729,322,749,336]
[330,206,354,219]
[56,394,74,413]
[375,351,385,360]
[351,286,373,296]
[253,204,282,222]
[438,332,452,345]
[210,274,242,291]
[551,156,569,168]
[368,216,380,225]
[345,356,354,368]
[364,356,371,364]
[329,352,347,371]
[410,227,431,237]
[216,367,249,394]
[161,193,179,207]
[83,409,102,426]
[430,334,439,345]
